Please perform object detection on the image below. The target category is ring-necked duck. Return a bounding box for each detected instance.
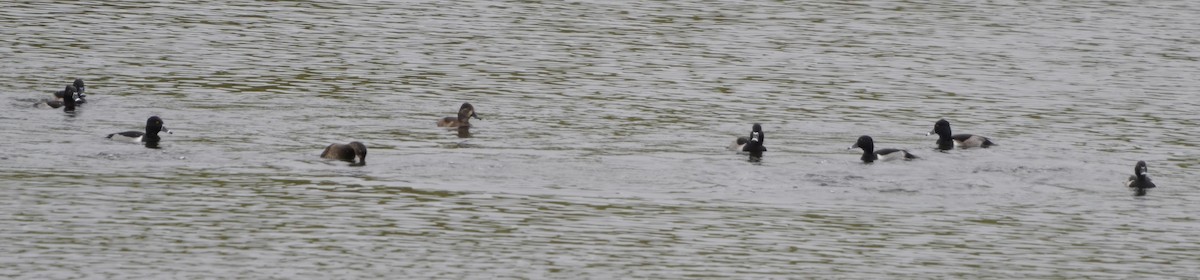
[41,85,79,112]
[437,102,481,128]
[849,135,917,163]
[320,141,367,166]
[927,119,995,150]
[107,116,172,142]
[1125,160,1156,196]
[731,123,766,154]
[54,79,86,104]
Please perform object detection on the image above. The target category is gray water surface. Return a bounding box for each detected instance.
[3,0,1199,278]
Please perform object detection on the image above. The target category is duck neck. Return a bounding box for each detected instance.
[936,132,954,150]
[145,128,161,140]
[860,147,876,162]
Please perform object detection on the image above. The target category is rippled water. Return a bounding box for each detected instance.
[3,0,1199,278]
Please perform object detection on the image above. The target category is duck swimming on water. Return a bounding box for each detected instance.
[927,119,995,150]
[1125,160,1156,196]
[437,103,481,128]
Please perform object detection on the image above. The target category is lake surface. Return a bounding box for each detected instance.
[3,0,1199,278]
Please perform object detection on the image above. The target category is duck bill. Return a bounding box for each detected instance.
[163,127,173,134]
[472,112,481,120]
[926,129,936,136]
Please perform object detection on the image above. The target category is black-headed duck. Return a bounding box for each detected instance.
[849,135,917,163]
[1125,160,1156,196]
[107,116,172,142]
[927,119,995,150]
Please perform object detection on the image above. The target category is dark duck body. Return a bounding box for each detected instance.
[321,141,368,166]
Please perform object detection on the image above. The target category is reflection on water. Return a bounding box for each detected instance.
[747,152,763,163]
[456,126,472,138]
[2,0,1200,278]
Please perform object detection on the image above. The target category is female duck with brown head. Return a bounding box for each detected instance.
[437,103,481,128]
